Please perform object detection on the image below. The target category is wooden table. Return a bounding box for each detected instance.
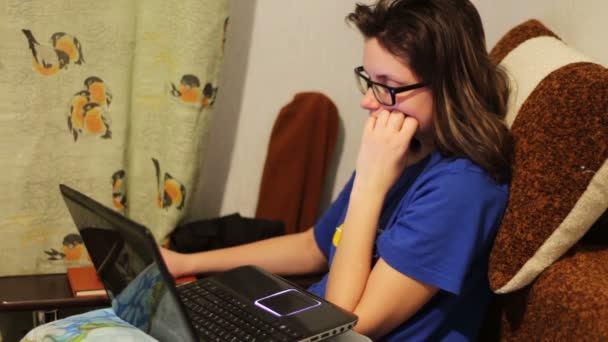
[0,273,110,326]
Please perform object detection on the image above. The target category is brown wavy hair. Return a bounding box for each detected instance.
[347,0,513,183]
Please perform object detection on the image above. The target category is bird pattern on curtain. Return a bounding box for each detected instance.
[0,0,229,276]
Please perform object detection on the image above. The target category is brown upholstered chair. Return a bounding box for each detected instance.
[478,20,608,341]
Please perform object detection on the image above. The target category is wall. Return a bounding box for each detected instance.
[473,0,607,64]
[189,0,373,221]
[189,0,607,222]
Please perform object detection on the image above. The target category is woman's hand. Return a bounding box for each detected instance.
[160,247,190,278]
[354,109,419,195]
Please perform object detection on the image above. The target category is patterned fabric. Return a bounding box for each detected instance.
[110,264,164,332]
[0,0,228,276]
[20,308,158,342]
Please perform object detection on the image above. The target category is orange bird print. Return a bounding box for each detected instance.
[82,103,112,139]
[112,170,127,209]
[171,74,201,104]
[50,32,85,65]
[152,158,186,210]
[22,29,84,76]
[170,74,218,108]
[44,234,88,262]
[67,76,113,141]
[85,76,112,108]
[201,82,219,107]
[67,90,89,141]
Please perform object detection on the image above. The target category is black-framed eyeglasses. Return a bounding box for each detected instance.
[354,66,427,106]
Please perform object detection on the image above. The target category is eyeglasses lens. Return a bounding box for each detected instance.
[355,69,393,106]
[371,86,391,105]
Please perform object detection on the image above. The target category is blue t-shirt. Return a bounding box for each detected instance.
[308,151,508,341]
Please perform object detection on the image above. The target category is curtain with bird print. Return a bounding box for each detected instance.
[0,0,228,276]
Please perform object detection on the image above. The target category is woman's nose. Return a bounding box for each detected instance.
[360,88,380,112]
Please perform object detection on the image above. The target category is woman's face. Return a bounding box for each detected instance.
[360,38,435,150]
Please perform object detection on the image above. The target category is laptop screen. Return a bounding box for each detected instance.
[60,184,198,342]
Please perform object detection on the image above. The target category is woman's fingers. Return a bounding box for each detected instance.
[400,116,418,137]
[367,110,419,150]
[387,111,405,131]
[375,109,390,127]
[373,110,411,130]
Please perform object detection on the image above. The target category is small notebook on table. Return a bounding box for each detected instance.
[66,266,107,297]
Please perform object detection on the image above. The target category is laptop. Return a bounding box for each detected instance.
[59,184,357,342]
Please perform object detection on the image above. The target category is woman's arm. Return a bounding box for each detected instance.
[352,259,438,340]
[324,186,383,309]
[161,227,327,278]
[325,181,438,341]
[326,186,439,340]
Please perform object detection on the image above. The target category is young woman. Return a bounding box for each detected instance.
[162,0,513,340]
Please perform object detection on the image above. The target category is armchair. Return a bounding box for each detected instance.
[479,19,608,341]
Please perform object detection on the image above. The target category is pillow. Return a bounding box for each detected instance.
[487,20,608,294]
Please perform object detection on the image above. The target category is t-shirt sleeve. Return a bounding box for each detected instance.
[377,169,507,295]
[313,173,354,258]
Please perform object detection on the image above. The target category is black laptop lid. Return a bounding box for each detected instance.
[59,184,198,342]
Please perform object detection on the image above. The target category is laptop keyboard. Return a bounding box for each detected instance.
[179,280,305,342]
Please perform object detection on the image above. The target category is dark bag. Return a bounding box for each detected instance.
[169,213,285,253]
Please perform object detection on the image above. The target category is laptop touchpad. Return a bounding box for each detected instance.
[255,289,321,316]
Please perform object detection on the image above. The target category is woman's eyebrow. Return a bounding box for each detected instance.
[364,67,410,84]
[373,72,410,85]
